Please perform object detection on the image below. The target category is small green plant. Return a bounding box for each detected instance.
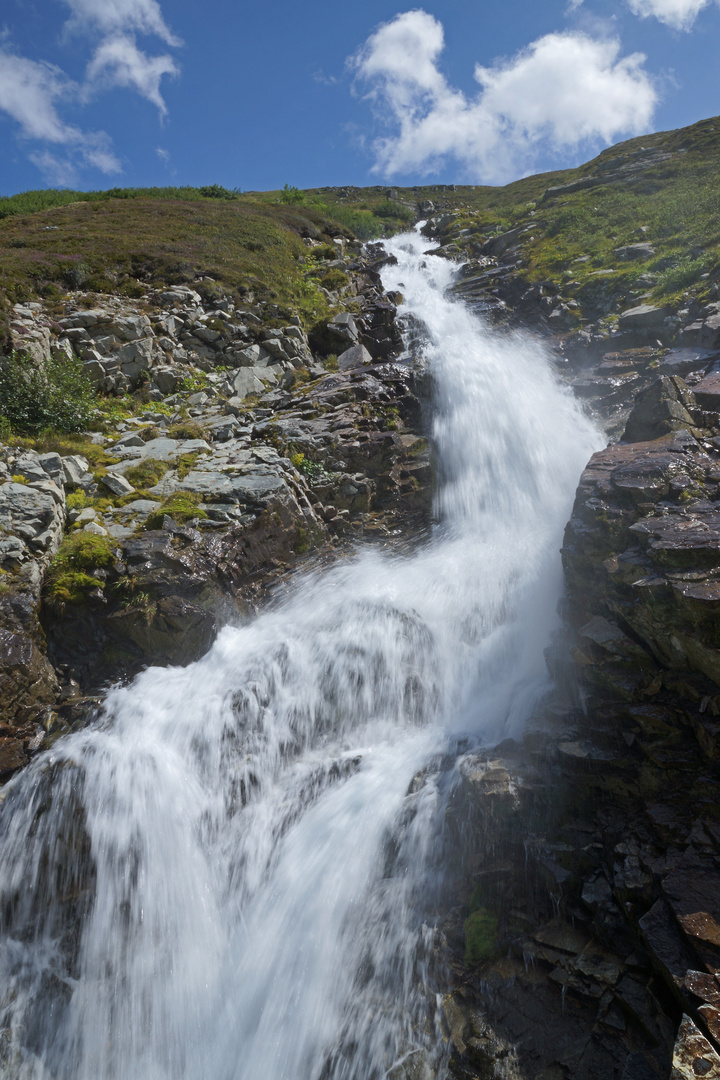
[0,350,95,435]
[144,491,207,529]
[180,371,208,393]
[656,256,709,296]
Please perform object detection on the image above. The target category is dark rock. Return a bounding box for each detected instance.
[624,376,697,442]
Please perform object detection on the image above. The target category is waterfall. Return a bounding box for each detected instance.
[0,228,600,1080]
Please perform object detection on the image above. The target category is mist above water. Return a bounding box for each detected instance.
[0,228,600,1080]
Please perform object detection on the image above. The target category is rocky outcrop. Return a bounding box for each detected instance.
[0,244,431,770]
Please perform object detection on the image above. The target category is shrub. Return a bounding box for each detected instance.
[0,350,95,435]
[320,269,349,291]
[279,185,305,205]
[310,244,337,261]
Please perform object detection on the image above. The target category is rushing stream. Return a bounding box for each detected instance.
[0,229,600,1080]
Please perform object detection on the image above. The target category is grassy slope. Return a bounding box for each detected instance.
[2,113,719,339]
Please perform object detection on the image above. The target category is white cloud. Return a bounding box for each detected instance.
[86,33,178,113]
[63,0,180,46]
[0,50,77,143]
[0,0,179,183]
[352,11,658,182]
[626,0,714,29]
[0,47,121,174]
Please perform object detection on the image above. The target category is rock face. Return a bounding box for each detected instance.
[0,248,432,772]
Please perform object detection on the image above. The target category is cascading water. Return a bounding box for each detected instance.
[0,228,600,1080]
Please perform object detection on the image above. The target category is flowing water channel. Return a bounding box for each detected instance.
[0,229,600,1080]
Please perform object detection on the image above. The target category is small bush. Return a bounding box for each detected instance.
[320,269,349,291]
[310,244,337,261]
[0,350,95,435]
[279,185,305,205]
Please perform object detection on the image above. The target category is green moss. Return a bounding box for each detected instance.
[144,491,207,530]
[463,908,499,966]
[124,458,169,488]
[46,532,115,606]
[175,452,200,480]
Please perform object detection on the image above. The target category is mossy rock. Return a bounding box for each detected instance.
[464,908,499,966]
[46,532,116,606]
[124,458,169,488]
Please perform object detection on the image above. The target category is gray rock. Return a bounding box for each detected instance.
[327,313,359,345]
[109,314,152,342]
[618,303,666,332]
[112,432,146,449]
[83,521,108,536]
[613,242,656,261]
[152,367,180,395]
[62,456,91,488]
[101,474,136,497]
[232,344,271,368]
[187,392,208,407]
[232,369,266,399]
[338,344,372,371]
[117,337,154,377]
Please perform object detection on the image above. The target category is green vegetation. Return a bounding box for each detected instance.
[124,459,169,488]
[46,532,115,606]
[0,350,95,435]
[167,421,205,440]
[144,491,207,529]
[463,907,499,966]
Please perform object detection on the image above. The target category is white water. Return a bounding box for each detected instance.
[0,229,600,1080]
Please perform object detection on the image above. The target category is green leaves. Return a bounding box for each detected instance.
[0,350,95,435]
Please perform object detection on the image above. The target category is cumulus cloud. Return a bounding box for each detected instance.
[86,33,178,112]
[626,0,715,29]
[352,10,658,182]
[0,47,121,173]
[63,0,181,46]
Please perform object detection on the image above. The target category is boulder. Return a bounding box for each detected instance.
[613,242,656,261]
[337,344,372,371]
[101,474,135,497]
[618,303,666,333]
[623,376,697,442]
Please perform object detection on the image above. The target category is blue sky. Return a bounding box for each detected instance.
[1,0,719,195]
